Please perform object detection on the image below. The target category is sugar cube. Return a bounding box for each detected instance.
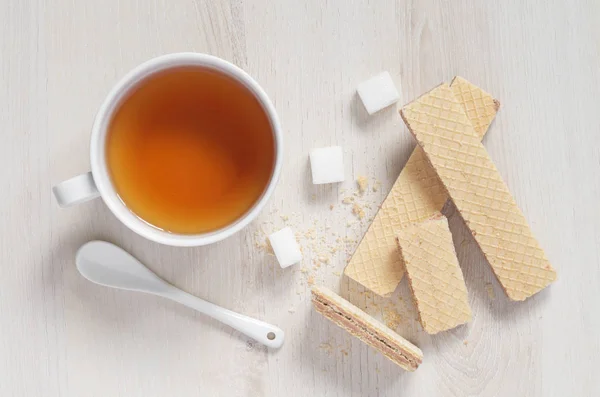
[269,227,302,268]
[309,146,345,184]
[356,71,400,115]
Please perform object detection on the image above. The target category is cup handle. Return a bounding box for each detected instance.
[53,172,101,208]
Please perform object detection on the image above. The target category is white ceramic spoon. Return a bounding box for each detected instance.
[76,241,284,349]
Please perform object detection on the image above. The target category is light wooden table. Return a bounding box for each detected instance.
[1,0,599,395]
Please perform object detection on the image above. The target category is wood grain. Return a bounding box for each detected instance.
[1,0,599,395]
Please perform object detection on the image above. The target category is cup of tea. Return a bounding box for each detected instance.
[53,53,283,246]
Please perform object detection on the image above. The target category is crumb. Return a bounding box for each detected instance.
[372,180,381,192]
[304,229,316,239]
[333,271,341,276]
[485,283,496,300]
[347,220,357,227]
[330,246,338,254]
[463,340,468,346]
[342,196,355,204]
[311,194,316,200]
[357,176,368,194]
[300,267,309,274]
[317,255,330,264]
[330,204,335,210]
[341,349,349,356]
[352,203,365,219]
[307,275,315,285]
[280,215,289,222]
[319,343,333,355]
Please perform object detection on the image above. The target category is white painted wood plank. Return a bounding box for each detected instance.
[0,0,598,395]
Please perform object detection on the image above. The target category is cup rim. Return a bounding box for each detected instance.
[90,52,282,247]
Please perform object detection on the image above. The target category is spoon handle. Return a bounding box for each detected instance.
[160,287,284,349]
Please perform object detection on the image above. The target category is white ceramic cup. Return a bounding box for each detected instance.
[53,53,282,247]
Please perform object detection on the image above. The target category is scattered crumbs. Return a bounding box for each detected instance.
[311,194,317,200]
[352,203,365,219]
[485,283,496,300]
[340,349,349,356]
[463,340,469,346]
[280,215,289,222]
[363,291,373,299]
[340,188,347,195]
[307,275,315,285]
[342,196,355,204]
[347,220,357,227]
[330,204,335,210]
[384,307,402,329]
[255,238,274,255]
[333,271,341,276]
[372,180,381,192]
[317,255,331,264]
[300,267,309,274]
[304,229,317,239]
[319,343,333,355]
[357,176,368,194]
[330,246,338,254]
[336,237,342,243]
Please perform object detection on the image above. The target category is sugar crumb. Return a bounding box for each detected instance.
[342,196,355,204]
[330,204,335,210]
[307,275,315,285]
[463,340,469,346]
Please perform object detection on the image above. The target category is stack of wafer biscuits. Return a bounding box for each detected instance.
[400,83,556,301]
[344,77,500,296]
[312,77,556,372]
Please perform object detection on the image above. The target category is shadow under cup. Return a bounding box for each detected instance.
[104,64,278,239]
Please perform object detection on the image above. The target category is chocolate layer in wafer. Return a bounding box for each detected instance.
[311,286,423,371]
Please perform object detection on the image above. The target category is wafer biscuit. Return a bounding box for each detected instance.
[400,84,556,301]
[311,286,423,371]
[344,77,500,296]
[396,214,471,334]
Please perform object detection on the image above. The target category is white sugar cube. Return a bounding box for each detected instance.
[269,227,302,268]
[356,71,400,115]
[309,146,345,184]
